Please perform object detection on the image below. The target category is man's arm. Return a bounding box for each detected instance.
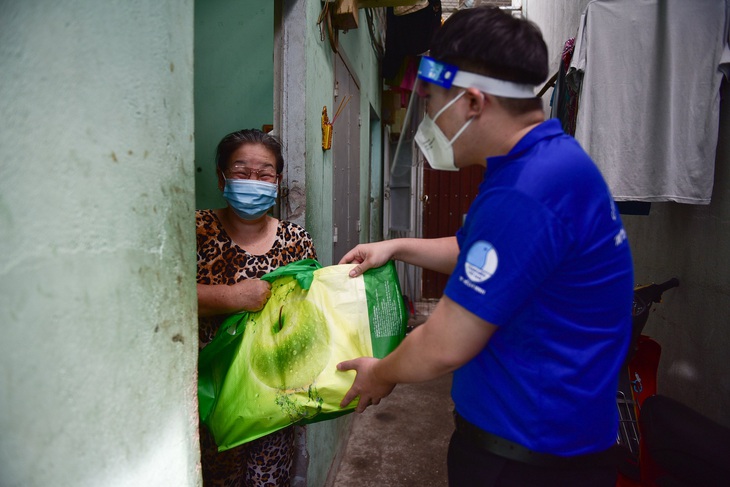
[197,280,271,317]
[339,237,459,276]
[338,295,497,412]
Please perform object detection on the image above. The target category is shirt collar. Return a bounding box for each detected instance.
[486,119,564,176]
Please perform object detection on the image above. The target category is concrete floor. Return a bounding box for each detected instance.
[330,301,455,487]
[330,375,455,487]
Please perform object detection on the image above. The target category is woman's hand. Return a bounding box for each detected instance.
[234,279,272,312]
[197,279,272,317]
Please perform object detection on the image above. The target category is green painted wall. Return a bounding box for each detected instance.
[339,11,384,248]
[0,1,200,485]
[301,3,384,267]
[194,0,275,210]
[299,0,336,266]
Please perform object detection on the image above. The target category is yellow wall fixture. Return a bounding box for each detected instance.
[322,106,333,150]
[321,95,353,151]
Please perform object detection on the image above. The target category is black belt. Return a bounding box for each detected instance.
[453,412,619,468]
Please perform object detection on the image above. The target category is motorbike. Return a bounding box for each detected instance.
[615,278,730,486]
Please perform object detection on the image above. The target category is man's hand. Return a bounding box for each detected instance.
[338,241,397,277]
[336,298,497,411]
[337,357,396,413]
[339,237,458,277]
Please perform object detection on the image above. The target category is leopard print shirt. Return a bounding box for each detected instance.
[196,209,318,348]
[196,209,317,487]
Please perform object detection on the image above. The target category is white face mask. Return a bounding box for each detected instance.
[415,91,474,171]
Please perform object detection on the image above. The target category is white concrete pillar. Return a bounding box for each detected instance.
[0,1,200,485]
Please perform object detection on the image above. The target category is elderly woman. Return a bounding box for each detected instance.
[197,129,318,486]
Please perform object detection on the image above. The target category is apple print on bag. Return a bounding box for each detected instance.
[249,296,331,390]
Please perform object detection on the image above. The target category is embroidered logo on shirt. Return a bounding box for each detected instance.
[464,240,498,283]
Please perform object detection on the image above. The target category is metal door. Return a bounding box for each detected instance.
[332,54,361,264]
[421,165,483,298]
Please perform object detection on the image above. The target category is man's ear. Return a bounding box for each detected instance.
[465,87,487,117]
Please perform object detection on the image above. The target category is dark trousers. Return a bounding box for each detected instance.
[447,429,618,487]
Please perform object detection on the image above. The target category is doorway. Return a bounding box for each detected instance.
[332,53,362,264]
[421,165,483,298]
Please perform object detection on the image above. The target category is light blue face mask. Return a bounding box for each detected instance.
[223,178,278,220]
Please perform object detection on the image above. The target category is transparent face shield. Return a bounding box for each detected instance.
[389,57,452,179]
[390,56,537,177]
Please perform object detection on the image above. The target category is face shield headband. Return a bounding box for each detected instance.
[417,56,537,99]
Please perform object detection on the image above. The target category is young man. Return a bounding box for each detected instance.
[337,7,633,487]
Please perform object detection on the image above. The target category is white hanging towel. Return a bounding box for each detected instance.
[568,0,730,204]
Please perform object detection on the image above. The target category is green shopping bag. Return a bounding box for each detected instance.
[198,259,408,451]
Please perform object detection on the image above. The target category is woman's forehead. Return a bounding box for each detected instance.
[229,144,276,166]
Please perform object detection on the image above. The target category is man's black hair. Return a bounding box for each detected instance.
[430,6,548,86]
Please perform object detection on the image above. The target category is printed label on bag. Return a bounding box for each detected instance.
[370,282,404,338]
[364,262,407,358]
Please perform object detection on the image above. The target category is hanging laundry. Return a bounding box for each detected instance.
[568,0,730,204]
[382,1,442,81]
[551,37,579,136]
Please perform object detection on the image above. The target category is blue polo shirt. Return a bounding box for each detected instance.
[446,119,633,456]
